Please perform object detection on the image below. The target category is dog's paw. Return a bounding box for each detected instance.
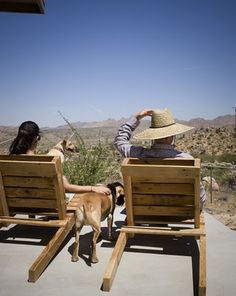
[91,256,99,264]
[108,235,115,241]
[71,256,79,262]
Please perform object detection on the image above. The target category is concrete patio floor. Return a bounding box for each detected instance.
[0,208,236,296]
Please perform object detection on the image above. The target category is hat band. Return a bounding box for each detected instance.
[150,122,176,129]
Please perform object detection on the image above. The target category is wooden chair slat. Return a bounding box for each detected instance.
[123,158,196,166]
[132,183,194,195]
[0,162,56,177]
[7,198,57,209]
[3,176,54,188]
[133,205,194,217]
[122,165,199,179]
[132,176,195,183]
[0,155,54,162]
[134,215,195,225]
[132,194,194,206]
[5,188,56,199]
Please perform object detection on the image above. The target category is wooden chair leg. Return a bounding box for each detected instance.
[199,234,206,296]
[102,231,127,291]
[28,215,74,282]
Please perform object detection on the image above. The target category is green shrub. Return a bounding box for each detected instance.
[59,113,121,185]
[63,140,121,185]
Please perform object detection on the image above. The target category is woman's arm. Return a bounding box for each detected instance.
[63,176,110,195]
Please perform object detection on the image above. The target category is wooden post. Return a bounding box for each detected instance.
[210,167,213,204]
[102,232,127,291]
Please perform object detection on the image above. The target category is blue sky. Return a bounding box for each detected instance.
[0,0,235,127]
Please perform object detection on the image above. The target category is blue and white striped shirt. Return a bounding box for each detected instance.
[114,116,206,208]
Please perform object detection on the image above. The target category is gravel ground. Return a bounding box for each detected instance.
[204,189,236,230]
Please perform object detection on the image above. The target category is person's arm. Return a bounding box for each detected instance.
[114,109,153,157]
[200,183,206,209]
[63,176,110,195]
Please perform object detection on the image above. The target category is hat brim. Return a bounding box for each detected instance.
[133,123,194,140]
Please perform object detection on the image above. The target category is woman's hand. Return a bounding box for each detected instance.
[92,186,111,195]
[135,109,153,120]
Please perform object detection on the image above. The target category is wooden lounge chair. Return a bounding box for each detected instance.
[102,158,206,296]
[0,154,77,282]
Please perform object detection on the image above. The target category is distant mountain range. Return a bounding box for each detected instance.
[57,114,234,129]
[56,118,127,129]
[0,114,234,155]
[178,114,234,128]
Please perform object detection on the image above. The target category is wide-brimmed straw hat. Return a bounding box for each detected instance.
[134,108,194,140]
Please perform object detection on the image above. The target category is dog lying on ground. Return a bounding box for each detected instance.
[47,139,76,163]
[71,182,125,263]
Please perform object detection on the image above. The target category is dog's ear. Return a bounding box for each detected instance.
[107,183,116,199]
[66,140,76,152]
[107,182,125,206]
[61,139,67,148]
[116,195,125,206]
[109,181,124,190]
[115,184,124,197]
[116,182,125,206]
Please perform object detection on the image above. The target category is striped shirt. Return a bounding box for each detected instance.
[114,116,206,208]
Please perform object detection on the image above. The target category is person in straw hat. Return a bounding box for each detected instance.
[114,108,206,208]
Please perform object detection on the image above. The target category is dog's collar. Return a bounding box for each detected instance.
[53,147,64,154]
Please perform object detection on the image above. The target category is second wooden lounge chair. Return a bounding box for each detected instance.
[102,158,206,296]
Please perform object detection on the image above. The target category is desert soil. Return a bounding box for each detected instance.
[204,189,236,230]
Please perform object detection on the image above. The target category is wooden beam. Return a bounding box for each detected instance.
[0,172,9,216]
[0,0,45,14]
[121,226,205,237]
[0,172,9,227]
[28,214,74,282]
[0,216,67,227]
[102,232,127,291]
[199,216,206,296]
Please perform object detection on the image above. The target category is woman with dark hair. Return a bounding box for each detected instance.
[9,121,110,195]
[9,121,40,155]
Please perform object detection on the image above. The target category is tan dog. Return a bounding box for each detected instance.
[47,139,76,163]
[72,182,125,263]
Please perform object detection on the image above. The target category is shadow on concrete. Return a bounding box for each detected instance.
[0,224,74,274]
[100,226,200,296]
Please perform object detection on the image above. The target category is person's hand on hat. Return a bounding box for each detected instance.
[135,109,153,121]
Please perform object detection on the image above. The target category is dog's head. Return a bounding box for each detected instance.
[60,139,76,152]
[107,182,125,206]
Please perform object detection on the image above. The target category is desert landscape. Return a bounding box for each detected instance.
[0,114,235,230]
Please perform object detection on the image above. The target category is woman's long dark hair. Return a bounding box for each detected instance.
[9,121,40,155]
